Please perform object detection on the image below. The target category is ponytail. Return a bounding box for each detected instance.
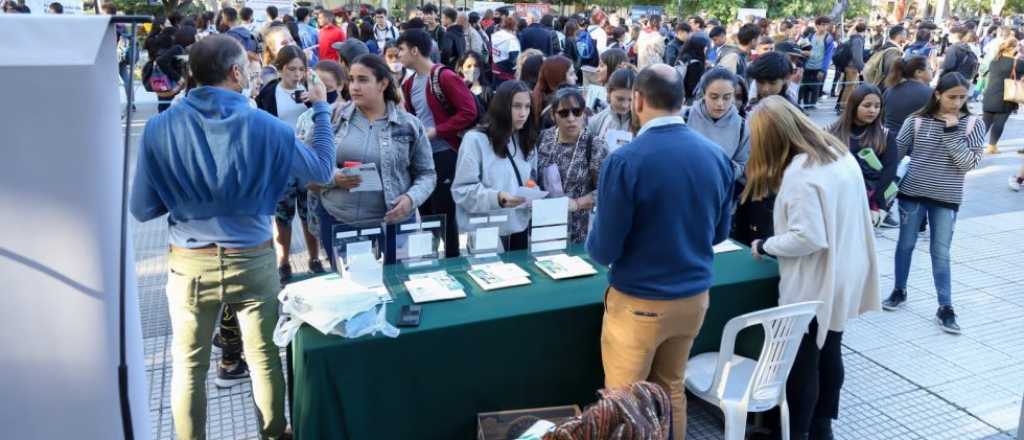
[885,55,928,89]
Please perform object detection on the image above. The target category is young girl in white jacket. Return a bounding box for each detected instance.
[745,96,881,440]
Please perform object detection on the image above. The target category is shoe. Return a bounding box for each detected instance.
[880,211,900,229]
[308,258,326,274]
[278,264,292,286]
[985,144,999,154]
[810,418,834,440]
[1010,176,1022,192]
[882,288,907,311]
[214,360,251,388]
[936,306,962,334]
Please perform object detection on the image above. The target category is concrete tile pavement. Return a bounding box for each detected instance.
[126,88,1023,439]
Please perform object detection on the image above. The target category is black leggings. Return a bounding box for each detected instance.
[983,112,1011,146]
[786,319,844,439]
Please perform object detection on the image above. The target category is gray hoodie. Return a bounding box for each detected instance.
[685,100,750,183]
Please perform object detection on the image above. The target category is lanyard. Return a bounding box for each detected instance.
[508,136,523,187]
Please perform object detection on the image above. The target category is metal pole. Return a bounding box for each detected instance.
[109,15,153,440]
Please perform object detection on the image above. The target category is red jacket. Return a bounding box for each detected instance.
[318,24,346,63]
[401,65,478,150]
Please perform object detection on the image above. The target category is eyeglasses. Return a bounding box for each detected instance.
[555,107,584,119]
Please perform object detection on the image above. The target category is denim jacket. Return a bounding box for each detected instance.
[304,101,436,218]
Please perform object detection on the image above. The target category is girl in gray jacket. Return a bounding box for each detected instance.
[685,68,751,184]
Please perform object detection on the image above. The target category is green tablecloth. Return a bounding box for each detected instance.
[292,245,779,440]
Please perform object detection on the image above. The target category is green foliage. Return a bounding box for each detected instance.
[107,0,204,18]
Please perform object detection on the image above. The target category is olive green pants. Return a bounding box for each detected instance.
[166,246,286,440]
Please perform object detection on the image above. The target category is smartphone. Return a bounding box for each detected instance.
[398,305,422,327]
[292,90,305,103]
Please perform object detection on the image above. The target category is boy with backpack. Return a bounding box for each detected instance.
[398,29,479,259]
[798,16,835,109]
[862,25,907,90]
[939,27,980,83]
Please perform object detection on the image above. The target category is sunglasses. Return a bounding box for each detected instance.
[555,107,584,119]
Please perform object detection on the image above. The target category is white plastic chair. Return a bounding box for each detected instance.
[684,301,822,440]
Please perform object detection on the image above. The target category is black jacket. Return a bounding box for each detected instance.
[520,23,554,56]
[440,25,467,68]
[255,78,282,116]
[664,37,686,65]
[983,56,1024,114]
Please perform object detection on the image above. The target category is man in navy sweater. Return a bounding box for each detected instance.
[587,63,734,440]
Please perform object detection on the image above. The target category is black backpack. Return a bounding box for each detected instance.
[832,41,852,70]
[952,44,980,80]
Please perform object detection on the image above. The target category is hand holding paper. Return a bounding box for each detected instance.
[512,186,548,202]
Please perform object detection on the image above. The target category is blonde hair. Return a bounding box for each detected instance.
[515,49,544,80]
[741,96,848,202]
[999,37,1020,58]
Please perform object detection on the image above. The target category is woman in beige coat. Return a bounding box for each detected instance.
[745,96,881,440]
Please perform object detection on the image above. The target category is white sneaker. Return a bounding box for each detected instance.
[1010,176,1022,192]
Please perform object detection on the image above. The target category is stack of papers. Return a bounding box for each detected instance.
[713,239,743,254]
[404,271,466,303]
[534,254,598,280]
[341,163,384,192]
[467,262,531,291]
[279,274,391,335]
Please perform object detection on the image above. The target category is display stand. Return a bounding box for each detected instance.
[465,213,510,264]
[394,215,446,271]
[529,197,570,257]
[332,222,385,288]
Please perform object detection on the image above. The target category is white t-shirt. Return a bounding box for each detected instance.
[491,29,521,65]
[589,25,608,54]
[275,82,307,129]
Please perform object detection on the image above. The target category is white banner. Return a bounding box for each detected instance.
[0,15,151,440]
[737,8,767,21]
[247,0,294,22]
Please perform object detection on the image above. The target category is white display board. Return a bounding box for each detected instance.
[247,0,293,22]
[737,8,767,21]
[0,15,150,440]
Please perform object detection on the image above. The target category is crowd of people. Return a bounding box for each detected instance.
[113,3,1024,440]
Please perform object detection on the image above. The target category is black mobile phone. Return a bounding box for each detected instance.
[398,305,422,327]
[292,90,305,103]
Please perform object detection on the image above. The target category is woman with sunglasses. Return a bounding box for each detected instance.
[452,81,540,251]
[536,88,609,243]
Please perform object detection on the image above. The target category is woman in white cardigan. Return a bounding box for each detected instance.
[744,96,881,440]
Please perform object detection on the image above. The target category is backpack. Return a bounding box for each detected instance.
[428,65,484,126]
[141,60,175,93]
[714,45,747,78]
[903,43,931,60]
[951,44,980,80]
[863,46,902,86]
[832,41,852,70]
[576,28,598,64]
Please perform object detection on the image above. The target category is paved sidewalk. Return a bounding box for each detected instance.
[128,91,1023,439]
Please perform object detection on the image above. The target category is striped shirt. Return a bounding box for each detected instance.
[896,115,986,207]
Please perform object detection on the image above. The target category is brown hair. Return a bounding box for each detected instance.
[742,96,847,202]
[532,55,573,117]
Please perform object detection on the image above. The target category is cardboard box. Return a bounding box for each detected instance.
[477,405,581,440]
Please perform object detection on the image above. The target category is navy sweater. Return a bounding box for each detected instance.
[587,121,735,299]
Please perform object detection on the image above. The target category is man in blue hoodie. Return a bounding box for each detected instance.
[130,35,335,440]
[587,64,734,440]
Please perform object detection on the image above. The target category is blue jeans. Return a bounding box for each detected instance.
[894,197,957,306]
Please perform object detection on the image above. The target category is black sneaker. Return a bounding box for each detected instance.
[880,211,899,229]
[882,288,907,311]
[936,306,962,334]
[214,360,251,388]
[308,258,326,274]
[278,264,292,286]
[810,418,834,440]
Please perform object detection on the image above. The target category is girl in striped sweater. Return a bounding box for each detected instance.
[882,73,987,334]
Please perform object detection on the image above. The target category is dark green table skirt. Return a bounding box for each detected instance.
[292,245,779,440]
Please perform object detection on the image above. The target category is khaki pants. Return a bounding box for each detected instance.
[839,67,860,110]
[601,286,709,440]
[166,246,286,440]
